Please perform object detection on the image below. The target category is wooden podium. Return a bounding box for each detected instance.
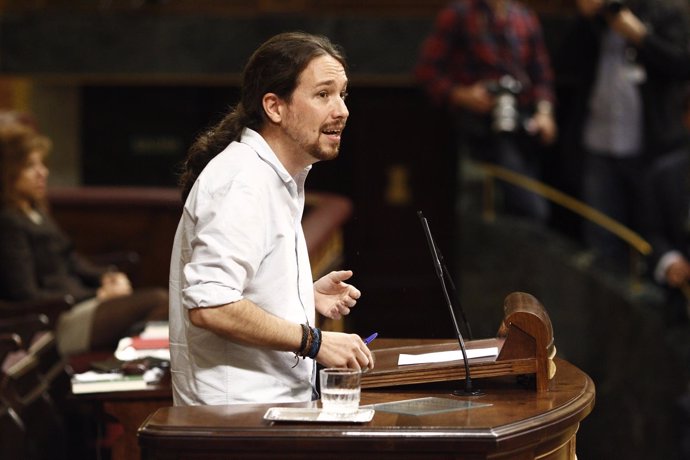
[363,292,557,392]
[138,361,593,459]
[138,294,594,459]
[78,290,586,460]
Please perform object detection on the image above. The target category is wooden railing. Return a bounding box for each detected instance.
[475,161,652,288]
[48,187,352,289]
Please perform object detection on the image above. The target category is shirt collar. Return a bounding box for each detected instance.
[239,127,312,188]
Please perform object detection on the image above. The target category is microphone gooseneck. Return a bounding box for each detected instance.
[417,211,482,396]
[434,237,473,340]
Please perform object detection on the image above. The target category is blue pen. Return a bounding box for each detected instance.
[363,332,378,345]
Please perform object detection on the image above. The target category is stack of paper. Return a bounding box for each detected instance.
[115,321,170,361]
[71,369,162,394]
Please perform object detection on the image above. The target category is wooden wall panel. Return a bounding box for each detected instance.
[1,0,575,16]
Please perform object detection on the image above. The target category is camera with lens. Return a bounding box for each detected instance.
[485,75,524,133]
[602,0,625,14]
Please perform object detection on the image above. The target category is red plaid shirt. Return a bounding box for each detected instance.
[415,0,555,110]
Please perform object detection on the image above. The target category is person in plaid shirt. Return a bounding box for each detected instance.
[415,0,556,223]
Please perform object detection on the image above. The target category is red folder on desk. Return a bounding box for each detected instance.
[131,336,169,350]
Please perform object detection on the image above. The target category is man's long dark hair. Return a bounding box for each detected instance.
[178,32,347,201]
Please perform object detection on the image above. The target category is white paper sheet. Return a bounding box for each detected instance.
[398,347,499,366]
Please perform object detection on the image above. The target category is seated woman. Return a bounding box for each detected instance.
[0,121,168,356]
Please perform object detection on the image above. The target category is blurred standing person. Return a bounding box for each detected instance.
[643,86,690,325]
[642,86,690,459]
[170,32,373,407]
[415,0,557,223]
[644,150,690,324]
[557,0,690,271]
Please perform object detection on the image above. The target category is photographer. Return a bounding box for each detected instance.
[557,0,690,270]
[415,0,557,223]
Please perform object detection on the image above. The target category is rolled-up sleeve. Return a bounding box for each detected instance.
[182,178,269,309]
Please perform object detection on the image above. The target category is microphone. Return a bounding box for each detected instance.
[417,211,482,396]
[417,210,473,339]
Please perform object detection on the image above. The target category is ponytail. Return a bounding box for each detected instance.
[178,104,249,202]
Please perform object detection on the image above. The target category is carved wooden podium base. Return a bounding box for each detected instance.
[362,292,556,392]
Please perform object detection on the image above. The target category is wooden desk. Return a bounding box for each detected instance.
[73,372,172,460]
[138,358,594,460]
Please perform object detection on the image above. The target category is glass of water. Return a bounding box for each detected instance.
[319,368,361,415]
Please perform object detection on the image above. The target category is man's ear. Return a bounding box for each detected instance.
[263,93,283,124]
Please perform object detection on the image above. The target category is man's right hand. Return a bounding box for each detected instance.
[317,331,374,371]
[667,258,690,288]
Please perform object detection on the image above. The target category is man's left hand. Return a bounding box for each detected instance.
[314,270,361,320]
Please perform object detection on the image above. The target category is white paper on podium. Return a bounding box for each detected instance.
[398,347,499,366]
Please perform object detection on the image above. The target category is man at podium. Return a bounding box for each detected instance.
[168,32,373,406]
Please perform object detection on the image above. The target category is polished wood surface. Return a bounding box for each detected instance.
[138,356,594,460]
[364,293,556,392]
[363,337,529,387]
[48,186,180,289]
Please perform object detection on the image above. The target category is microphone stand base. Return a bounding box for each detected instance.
[452,388,485,397]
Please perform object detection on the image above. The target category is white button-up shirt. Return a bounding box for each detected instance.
[169,128,316,406]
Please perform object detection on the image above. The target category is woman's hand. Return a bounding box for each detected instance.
[97,271,132,301]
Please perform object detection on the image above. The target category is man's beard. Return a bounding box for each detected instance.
[281,120,344,162]
[308,142,341,162]
[308,120,346,161]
